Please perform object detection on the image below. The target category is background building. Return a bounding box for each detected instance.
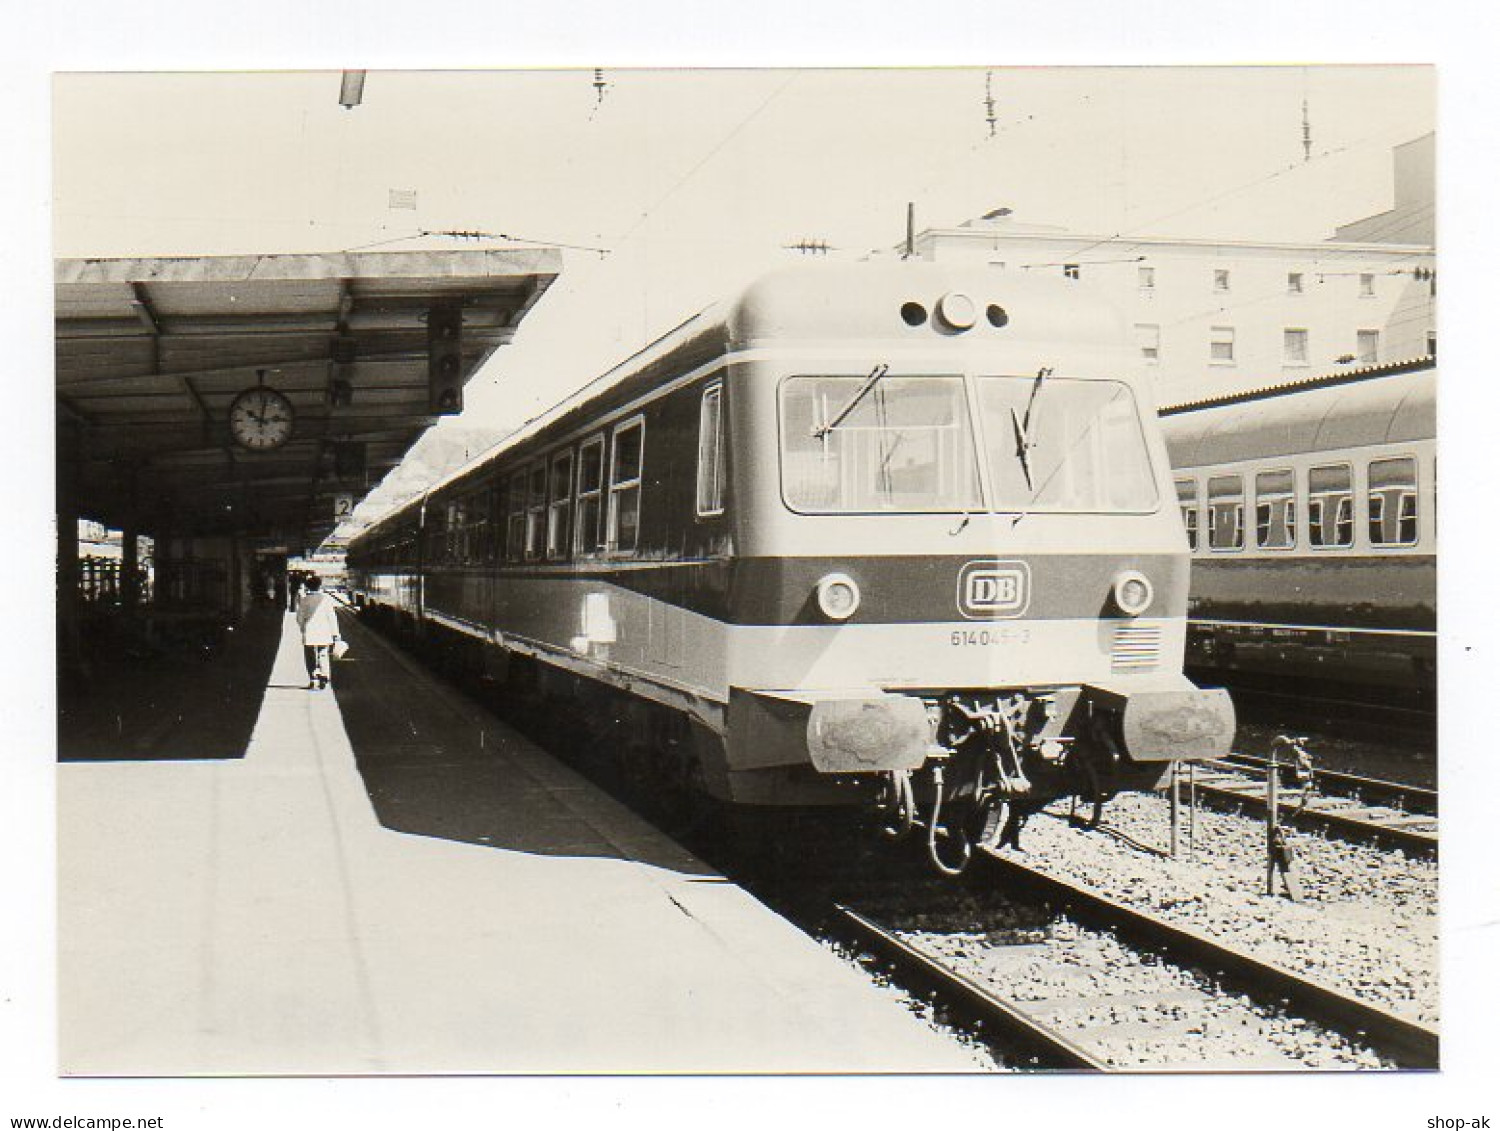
[910,136,1435,405]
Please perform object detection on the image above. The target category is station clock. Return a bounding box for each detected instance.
[227,383,296,452]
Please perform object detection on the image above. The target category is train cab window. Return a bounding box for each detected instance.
[575,436,605,556]
[782,375,981,513]
[976,377,1156,512]
[1175,478,1200,550]
[525,461,547,560]
[505,473,526,563]
[1207,475,1244,551]
[1368,457,1419,547]
[1307,463,1353,548]
[1254,469,1296,549]
[547,450,574,560]
[696,383,726,517]
[608,417,645,553]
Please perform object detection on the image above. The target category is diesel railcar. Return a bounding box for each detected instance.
[349,263,1235,872]
[1161,359,1436,705]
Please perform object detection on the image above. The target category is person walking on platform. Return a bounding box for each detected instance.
[286,570,302,612]
[295,575,341,690]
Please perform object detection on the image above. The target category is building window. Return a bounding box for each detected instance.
[1213,269,1231,292]
[1175,478,1199,551]
[696,383,726,516]
[1307,463,1354,549]
[607,417,645,553]
[1207,475,1244,551]
[1359,272,1375,297]
[1357,329,1380,365]
[1287,272,1304,294]
[1427,330,1437,357]
[1210,326,1235,365]
[546,449,574,560]
[1255,469,1297,549]
[1134,323,1160,364]
[1138,266,1156,291]
[1368,457,1418,547]
[574,436,605,556]
[1063,263,1080,280]
[1283,328,1309,365]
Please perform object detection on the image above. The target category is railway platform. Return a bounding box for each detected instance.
[58,603,979,1075]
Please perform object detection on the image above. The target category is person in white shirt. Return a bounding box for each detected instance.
[295,575,341,690]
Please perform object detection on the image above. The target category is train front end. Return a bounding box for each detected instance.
[716,264,1234,865]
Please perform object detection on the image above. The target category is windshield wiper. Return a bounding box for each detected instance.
[811,363,890,440]
[1009,366,1053,491]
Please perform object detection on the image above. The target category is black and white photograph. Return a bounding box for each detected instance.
[7,6,1498,1129]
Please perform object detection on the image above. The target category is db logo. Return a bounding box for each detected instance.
[957,561,1031,619]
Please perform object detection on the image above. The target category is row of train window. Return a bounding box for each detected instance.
[1176,455,1422,553]
[365,385,726,569]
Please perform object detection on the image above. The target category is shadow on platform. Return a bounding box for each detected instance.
[57,605,283,762]
[331,622,717,876]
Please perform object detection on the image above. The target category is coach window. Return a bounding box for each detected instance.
[1368,457,1418,547]
[1207,475,1244,551]
[1307,463,1353,549]
[608,417,645,553]
[1175,478,1200,551]
[547,449,574,560]
[1255,469,1296,549]
[486,481,503,561]
[697,383,726,517]
[525,461,547,560]
[505,473,526,563]
[574,435,605,556]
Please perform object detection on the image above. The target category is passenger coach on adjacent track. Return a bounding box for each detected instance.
[349,263,1235,873]
[1161,359,1436,706]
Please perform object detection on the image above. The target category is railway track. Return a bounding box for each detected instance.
[831,850,1439,1071]
[1187,756,1438,857]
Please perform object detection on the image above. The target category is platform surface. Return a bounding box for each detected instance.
[58,605,980,1075]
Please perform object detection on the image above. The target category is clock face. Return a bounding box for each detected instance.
[228,386,296,451]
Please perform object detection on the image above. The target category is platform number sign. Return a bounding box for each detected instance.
[333,493,355,522]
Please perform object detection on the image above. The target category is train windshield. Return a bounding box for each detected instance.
[781,375,982,512]
[974,376,1158,511]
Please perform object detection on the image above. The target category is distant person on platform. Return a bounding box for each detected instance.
[296,576,341,691]
[286,570,303,612]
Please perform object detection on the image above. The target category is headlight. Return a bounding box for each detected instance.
[816,572,862,621]
[936,291,977,331]
[1112,570,1154,617]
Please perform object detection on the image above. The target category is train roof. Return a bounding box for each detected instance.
[1161,358,1435,469]
[352,262,1140,546]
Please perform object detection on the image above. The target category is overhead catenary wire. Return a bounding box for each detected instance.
[610,72,799,250]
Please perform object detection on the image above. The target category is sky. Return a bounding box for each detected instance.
[11,5,1500,1128]
[52,66,1434,432]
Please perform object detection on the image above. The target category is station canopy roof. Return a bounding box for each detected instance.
[56,249,560,552]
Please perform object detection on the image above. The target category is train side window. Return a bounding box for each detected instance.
[1207,475,1243,551]
[696,383,726,517]
[574,435,606,556]
[505,473,526,563]
[547,449,574,560]
[1174,478,1199,551]
[608,417,645,553]
[1254,468,1296,549]
[525,461,547,560]
[1368,456,1418,547]
[1307,463,1353,548]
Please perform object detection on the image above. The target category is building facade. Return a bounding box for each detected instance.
[911,221,1434,405]
[907,136,1435,405]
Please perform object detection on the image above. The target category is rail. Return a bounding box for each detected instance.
[976,850,1439,1069]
